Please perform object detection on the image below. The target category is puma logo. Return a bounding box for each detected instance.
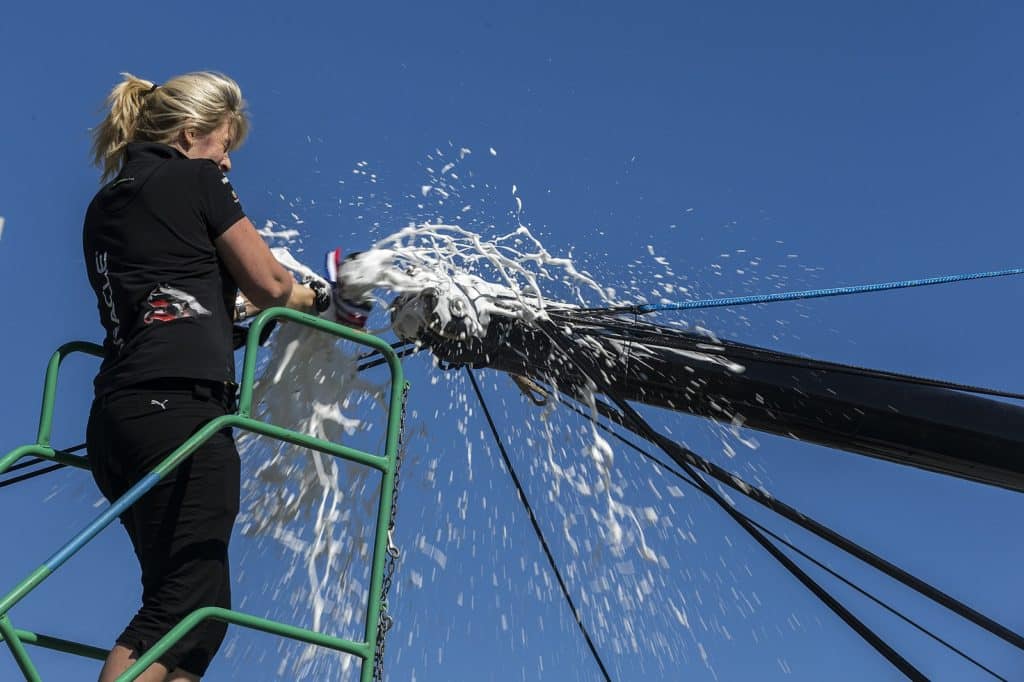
[150,399,168,410]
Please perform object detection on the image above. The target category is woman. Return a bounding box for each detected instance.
[84,71,323,682]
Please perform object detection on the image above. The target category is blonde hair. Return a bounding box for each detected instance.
[90,71,250,181]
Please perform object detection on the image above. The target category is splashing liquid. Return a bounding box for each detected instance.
[237,222,683,676]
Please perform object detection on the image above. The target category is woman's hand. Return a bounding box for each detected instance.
[284,279,319,314]
[234,273,323,317]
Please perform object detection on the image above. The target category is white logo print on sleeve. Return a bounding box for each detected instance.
[94,252,124,352]
[221,174,239,203]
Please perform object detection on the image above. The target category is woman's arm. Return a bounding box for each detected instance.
[215,217,316,312]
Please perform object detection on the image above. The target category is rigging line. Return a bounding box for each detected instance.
[563,383,1024,652]
[754,521,1010,681]
[539,326,928,680]
[548,310,1020,401]
[356,339,415,362]
[0,443,88,485]
[2,457,48,475]
[596,267,1024,315]
[554,318,1024,402]
[465,369,614,682]
[0,464,66,490]
[356,345,426,372]
[1,443,88,475]
[550,397,1008,681]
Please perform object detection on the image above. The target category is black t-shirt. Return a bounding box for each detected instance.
[83,142,246,397]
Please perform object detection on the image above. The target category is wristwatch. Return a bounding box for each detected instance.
[234,295,247,322]
[304,277,331,313]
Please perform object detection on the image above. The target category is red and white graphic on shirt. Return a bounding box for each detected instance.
[143,285,212,324]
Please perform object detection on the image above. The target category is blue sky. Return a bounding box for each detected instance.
[1,2,1023,680]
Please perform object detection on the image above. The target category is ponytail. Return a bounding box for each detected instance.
[90,73,156,182]
[90,71,249,182]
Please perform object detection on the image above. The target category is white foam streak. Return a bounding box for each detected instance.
[238,318,387,677]
[238,220,721,677]
[352,224,617,339]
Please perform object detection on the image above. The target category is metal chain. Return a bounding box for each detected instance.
[373,381,410,681]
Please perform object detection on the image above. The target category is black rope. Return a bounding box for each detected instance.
[2,457,48,474]
[2,443,86,472]
[754,522,1008,681]
[356,339,416,362]
[0,464,66,489]
[553,397,1008,681]
[357,345,425,372]
[539,325,927,680]
[564,389,1024,653]
[0,443,87,488]
[466,369,613,682]
[549,310,1024,402]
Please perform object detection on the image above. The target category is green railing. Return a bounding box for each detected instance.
[0,308,408,681]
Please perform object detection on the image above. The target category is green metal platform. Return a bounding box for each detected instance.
[0,308,408,681]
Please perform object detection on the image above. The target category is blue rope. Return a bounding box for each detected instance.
[633,267,1024,314]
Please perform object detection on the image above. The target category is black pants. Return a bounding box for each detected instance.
[86,380,239,676]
